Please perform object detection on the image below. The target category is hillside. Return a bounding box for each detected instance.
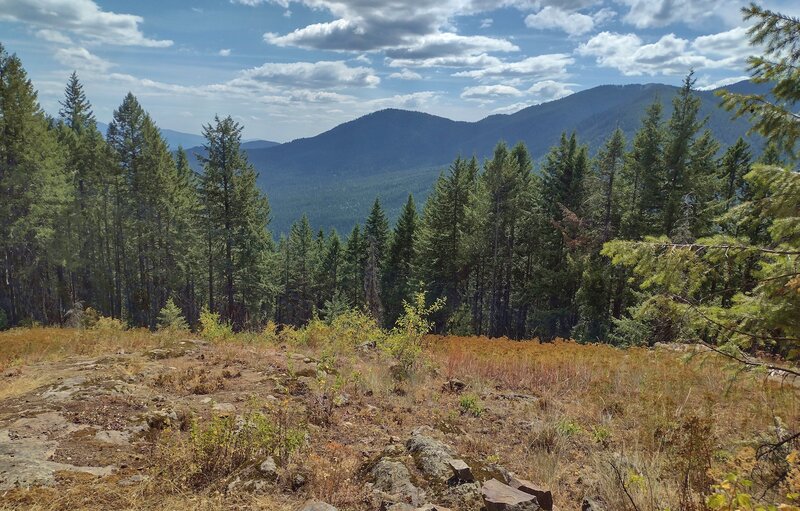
[1,325,797,510]
[187,81,766,235]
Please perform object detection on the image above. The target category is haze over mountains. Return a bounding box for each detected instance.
[143,80,763,235]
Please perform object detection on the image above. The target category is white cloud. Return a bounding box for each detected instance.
[462,84,523,100]
[240,61,380,88]
[527,79,575,101]
[695,75,750,91]
[231,0,269,5]
[454,53,573,80]
[480,18,493,28]
[576,31,725,76]
[387,53,502,69]
[692,26,752,62]
[524,7,596,36]
[389,68,422,80]
[35,29,72,45]
[616,0,725,28]
[219,49,232,57]
[54,47,114,73]
[260,0,528,67]
[0,0,173,47]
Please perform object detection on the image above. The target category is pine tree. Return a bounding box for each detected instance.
[285,215,315,324]
[382,194,418,327]
[59,72,94,132]
[417,156,477,331]
[663,72,703,236]
[198,115,273,328]
[621,100,665,238]
[364,198,390,268]
[342,224,367,308]
[0,45,69,325]
[718,138,752,209]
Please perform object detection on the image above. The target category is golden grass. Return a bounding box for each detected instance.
[1,327,799,510]
[0,327,170,372]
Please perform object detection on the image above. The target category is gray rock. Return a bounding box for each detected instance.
[258,456,278,480]
[371,459,425,506]
[299,500,338,511]
[212,402,236,416]
[448,459,474,482]
[508,475,552,510]
[582,498,602,511]
[481,479,541,511]
[95,430,131,445]
[405,427,457,482]
[440,482,482,510]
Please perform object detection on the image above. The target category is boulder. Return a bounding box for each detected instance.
[582,498,602,511]
[481,479,541,511]
[371,459,425,506]
[258,456,278,480]
[508,475,552,510]
[442,379,466,393]
[300,500,338,511]
[448,459,474,482]
[406,427,457,482]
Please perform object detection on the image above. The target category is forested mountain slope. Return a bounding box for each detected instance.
[187,81,766,234]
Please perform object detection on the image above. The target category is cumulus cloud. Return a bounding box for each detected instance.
[35,29,72,45]
[692,26,753,63]
[524,7,596,36]
[695,75,750,91]
[0,0,172,47]
[461,84,523,100]
[54,47,114,73]
[454,53,573,80]
[616,0,725,28]
[261,0,526,67]
[389,68,422,80]
[527,79,575,101]
[240,61,380,89]
[219,49,232,57]
[577,31,723,76]
[387,53,503,69]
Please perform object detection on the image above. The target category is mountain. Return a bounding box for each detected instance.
[186,80,767,235]
[95,121,276,152]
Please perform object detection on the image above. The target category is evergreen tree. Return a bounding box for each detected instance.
[382,194,418,327]
[198,115,273,328]
[0,45,69,325]
[663,72,703,236]
[342,224,366,308]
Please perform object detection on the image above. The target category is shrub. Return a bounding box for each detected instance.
[159,405,306,490]
[157,299,188,332]
[93,315,126,332]
[382,291,444,377]
[459,393,484,417]
[198,308,233,342]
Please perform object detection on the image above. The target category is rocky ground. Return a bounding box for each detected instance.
[1,329,798,510]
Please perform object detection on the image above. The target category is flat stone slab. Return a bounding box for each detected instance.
[482,478,541,511]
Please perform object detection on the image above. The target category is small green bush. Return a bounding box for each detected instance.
[199,308,233,341]
[157,298,189,332]
[459,393,484,417]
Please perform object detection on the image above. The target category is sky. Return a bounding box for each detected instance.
[1,0,797,142]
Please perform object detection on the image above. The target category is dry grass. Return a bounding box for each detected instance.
[1,326,799,510]
[0,327,165,372]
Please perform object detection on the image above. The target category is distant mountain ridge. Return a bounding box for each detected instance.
[190,80,766,235]
[95,121,277,152]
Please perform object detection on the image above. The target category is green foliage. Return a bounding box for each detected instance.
[199,309,233,342]
[382,291,444,375]
[458,393,484,417]
[157,299,189,332]
[186,406,305,487]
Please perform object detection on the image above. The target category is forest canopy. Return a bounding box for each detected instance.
[0,3,797,356]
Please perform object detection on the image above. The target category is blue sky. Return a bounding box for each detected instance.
[1,0,797,142]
